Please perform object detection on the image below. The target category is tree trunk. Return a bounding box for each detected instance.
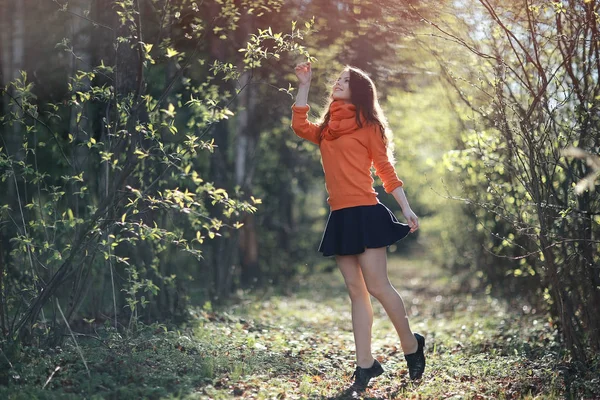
[1,0,25,156]
[235,16,260,287]
[1,0,27,341]
[65,0,95,324]
[205,1,241,300]
[208,119,238,300]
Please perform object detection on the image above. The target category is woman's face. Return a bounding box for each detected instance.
[332,70,351,101]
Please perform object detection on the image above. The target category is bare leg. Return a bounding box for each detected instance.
[336,254,375,368]
[357,247,418,354]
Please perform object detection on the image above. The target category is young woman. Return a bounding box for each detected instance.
[291,62,426,392]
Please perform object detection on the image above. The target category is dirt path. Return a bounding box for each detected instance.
[194,254,563,399]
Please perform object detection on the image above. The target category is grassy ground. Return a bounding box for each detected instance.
[1,254,597,399]
[193,254,567,399]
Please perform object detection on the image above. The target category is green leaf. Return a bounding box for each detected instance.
[166,47,179,58]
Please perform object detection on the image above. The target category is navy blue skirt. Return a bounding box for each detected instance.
[318,202,411,257]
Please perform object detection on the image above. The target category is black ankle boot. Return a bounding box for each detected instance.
[348,359,384,392]
[404,333,426,380]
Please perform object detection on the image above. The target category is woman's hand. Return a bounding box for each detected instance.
[295,62,312,86]
[403,208,419,233]
[294,62,312,106]
[390,186,419,233]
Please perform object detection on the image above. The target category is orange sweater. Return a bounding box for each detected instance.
[291,102,403,211]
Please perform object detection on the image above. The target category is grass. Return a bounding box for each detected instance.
[1,253,597,399]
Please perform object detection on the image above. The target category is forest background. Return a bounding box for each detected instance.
[0,0,598,398]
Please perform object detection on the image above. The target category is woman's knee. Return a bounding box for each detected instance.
[366,280,395,300]
[345,279,369,300]
[336,255,368,300]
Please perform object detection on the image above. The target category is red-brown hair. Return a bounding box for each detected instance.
[318,66,394,160]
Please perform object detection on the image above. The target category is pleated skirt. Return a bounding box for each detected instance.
[318,202,411,257]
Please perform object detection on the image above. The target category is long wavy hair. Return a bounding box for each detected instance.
[318,66,395,161]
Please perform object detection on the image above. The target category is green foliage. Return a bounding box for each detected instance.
[3,0,596,395]
[416,0,600,365]
[0,323,211,399]
[3,256,597,399]
[237,19,317,68]
[384,77,467,260]
[0,0,316,345]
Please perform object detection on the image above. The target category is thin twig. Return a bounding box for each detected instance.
[52,0,113,31]
[42,366,61,389]
[0,347,14,369]
[1,88,72,168]
[10,167,38,285]
[56,299,91,379]
[109,240,118,330]
[61,332,110,348]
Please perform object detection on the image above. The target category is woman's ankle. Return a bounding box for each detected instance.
[401,336,419,355]
[357,356,376,369]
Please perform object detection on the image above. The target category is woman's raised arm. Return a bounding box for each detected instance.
[291,62,320,144]
[294,62,312,106]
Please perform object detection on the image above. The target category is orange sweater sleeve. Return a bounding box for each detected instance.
[291,104,320,145]
[368,126,404,193]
